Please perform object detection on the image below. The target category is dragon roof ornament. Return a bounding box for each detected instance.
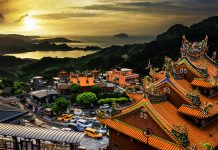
[181,35,208,59]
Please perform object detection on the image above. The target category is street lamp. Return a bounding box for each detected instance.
[144,128,153,150]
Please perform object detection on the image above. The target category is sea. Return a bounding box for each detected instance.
[5,35,155,59]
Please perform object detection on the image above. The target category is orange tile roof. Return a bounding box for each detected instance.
[99,118,183,150]
[152,101,218,150]
[189,57,217,78]
[191,78,215,88]
[70,76,95,87]
[176,60,203,78]
[157,77,217,116]
[156,79,193,105]
[111,96,181,144]
[152,71,165,81]
[177,105,209,119]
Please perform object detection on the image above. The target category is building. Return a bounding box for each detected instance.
[107,68,139,88]
[58,69,70,83]
[0,103,28,124]
[70,73,95,91]
[96,82,115,93]
[98,35,218,150]
[92,68,101,79]
[30,89,58,104]
[55,70,71,95]
[30,76,47,90]
[0,123,85,150]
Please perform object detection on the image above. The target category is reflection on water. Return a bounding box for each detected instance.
[5,50,97,59]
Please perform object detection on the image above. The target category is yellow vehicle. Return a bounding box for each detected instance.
[84,128,103,139]
[57,114,73,121]
[63,115,73,122]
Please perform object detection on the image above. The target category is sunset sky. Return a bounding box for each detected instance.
[0,0,217,36]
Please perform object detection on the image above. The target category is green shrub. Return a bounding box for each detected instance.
[98,97,130,105]
[76,92,97,106]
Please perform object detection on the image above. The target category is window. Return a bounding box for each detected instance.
[113,144,119,150]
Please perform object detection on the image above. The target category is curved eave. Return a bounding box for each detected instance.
[176,58,204,78]
[177,105,210,119]
[99,118,184,150]
[107,96,182,145]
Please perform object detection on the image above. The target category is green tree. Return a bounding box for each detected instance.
[0,82,3,90]
[91,85,102,94]
[76,92,97,106]
[1,78,14,87]
[52,97,70,114]
[15,89,25,95]
[69,93,77,103]
[70,83,81,93]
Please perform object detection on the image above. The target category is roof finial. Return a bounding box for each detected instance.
[205,35,208,41]
[146,58,152,69]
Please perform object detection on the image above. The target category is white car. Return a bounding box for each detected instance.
[98,127,107,135]
[61,128,72,131]
[76,119,92,128]
[74,109,83,116]
[100,104,110,109]
[50,127,59,130]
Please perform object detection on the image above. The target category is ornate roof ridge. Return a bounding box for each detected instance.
[176,58,204,78]
[99,118,184,150]
[111,96,182,144]
[156,79,193,106]
[177,104,210,119]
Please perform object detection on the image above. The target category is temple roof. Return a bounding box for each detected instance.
[70,75,95,87]
[177,105,209,119]
[99,94,218,149]
[100,118,183,150]
[152,100,218,149]
[191,78,218,88]
[152,72,217,115]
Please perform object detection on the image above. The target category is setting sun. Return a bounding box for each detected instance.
[23,16,37,31]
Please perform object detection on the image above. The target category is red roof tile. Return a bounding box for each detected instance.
[99,118,183,150]
[177,105,209,119]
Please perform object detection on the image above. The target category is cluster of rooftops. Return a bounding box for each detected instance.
[98,35,218,150]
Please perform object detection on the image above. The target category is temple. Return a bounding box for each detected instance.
[70,72,95,91]
[98,35,218,150]
[107,68,139,88]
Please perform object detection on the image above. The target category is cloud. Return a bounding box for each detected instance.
[0,13,4,22]
[34,12,101,20]
[82,0,218,16]
[0,0,9,22]
[15,14,29,22]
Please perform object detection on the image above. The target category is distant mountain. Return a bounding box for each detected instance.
[114,33,129,37]
[38,37,82,43]
[75,16,218,75]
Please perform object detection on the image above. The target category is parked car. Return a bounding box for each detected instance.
[76,119,92,128]
[98,127,107,135]
[68,123,85,132]
[100,104,110,109]
[74,109,83,116]
[61,128,72,131]
[86,119,101,128]
[57,114,73,121]
[50,127,59,130]
[84,128,103,139]
[89,110,96,116]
